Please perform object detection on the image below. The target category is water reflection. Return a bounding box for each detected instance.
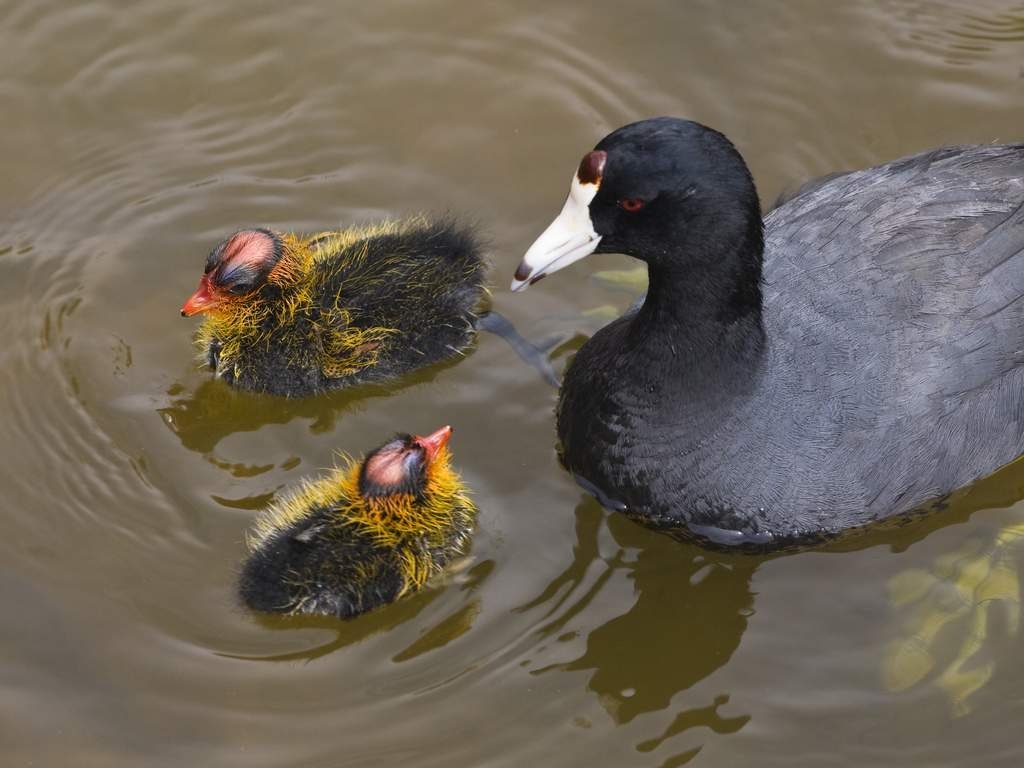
[518,498,757,761]
[519,462,1024,761]
[222,559,492,663]
[158,317,563,460]
[635,694,750,766]
[158,362,448,456]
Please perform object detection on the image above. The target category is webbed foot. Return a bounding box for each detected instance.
[478,310,566,387]
[883,522,1024,716]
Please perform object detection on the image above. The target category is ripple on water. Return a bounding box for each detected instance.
[4,0,1024,765]
[872,1,1024,69]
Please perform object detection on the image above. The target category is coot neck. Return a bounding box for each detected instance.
[627,236,767,384]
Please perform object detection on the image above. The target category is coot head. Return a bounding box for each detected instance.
[512,117,763,292]
[181,229,284,316]
[359,425,454,500]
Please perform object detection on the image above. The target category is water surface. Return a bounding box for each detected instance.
[3,1,1024,765]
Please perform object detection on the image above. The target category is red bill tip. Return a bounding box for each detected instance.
[181,276,219,317]
[414,425,453,465]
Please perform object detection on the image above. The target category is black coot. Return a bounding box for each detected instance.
[512,117,1024,550]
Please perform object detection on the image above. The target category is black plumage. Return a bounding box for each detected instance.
[514,117,1024,550]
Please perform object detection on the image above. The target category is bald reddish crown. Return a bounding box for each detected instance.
[360,437,425,498]
[206,228,282,294]
[358,426,453,498]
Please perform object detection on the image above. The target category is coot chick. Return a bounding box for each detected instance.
[512,117,1024,551]
[239,425,475,618]
[182,218,485,396]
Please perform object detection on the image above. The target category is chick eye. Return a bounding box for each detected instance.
[226,282,253,296]
[619,198,646,212]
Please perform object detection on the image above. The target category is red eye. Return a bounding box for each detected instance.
[619,198,646,212]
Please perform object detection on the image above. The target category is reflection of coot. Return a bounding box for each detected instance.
[226,559,494,664]
[525,463,1024,740]
[523,500,758,724]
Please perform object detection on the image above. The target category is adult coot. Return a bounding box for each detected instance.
[512,117,1024,550]
[182,218,486,397]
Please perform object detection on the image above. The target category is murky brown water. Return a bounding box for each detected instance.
[3,0,1024,765]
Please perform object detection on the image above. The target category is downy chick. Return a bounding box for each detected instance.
[238,425,475,618]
